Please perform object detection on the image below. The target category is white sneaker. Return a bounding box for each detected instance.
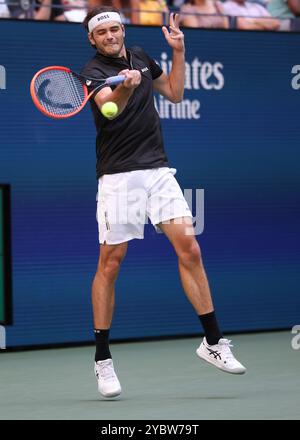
[94,359,122,397]
[196,337,246,375]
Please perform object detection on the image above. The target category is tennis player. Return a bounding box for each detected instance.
[81,6,246,398]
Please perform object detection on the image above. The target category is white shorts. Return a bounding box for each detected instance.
[96,167,192,245]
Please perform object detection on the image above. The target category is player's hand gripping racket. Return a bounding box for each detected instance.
[30,66,125,119]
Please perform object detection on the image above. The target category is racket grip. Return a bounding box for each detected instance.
[105,75,126,86]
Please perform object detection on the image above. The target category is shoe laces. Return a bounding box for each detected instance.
[97,360,116,381]
[218,339,235,361]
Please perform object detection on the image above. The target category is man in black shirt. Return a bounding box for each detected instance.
[82,6,246,398]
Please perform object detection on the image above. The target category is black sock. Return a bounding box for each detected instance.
[94,329,111,362]
[198,311,223,345]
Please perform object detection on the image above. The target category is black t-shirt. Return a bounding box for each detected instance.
[80,46,169,179]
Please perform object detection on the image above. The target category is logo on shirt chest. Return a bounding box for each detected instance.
[141,67,149,73]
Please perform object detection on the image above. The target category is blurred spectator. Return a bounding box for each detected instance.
[0,0,10,17]
[35,0,56,20]
[54,0,87,21]
[131,0,169,25]
[117,0,134,23]
[285,0,300,15]
[247,0,268,6]
[6,0,64,20]
[221,0,280,29]
[173,0,185,6]
[268,0,300,30]
[6,0,53,19]
[268,0,300,17]
[180,0,229,28]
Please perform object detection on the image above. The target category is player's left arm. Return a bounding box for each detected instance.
[153,13,185,104]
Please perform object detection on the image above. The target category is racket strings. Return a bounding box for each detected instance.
[34,70,86,116]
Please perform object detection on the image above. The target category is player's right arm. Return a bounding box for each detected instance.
[94,69,141,119]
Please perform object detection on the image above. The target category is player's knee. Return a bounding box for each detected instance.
[101,256,123,281]
[178,240,202,268]
[99,248,126,281]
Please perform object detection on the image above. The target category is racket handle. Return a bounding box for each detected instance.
[105,75,126,86]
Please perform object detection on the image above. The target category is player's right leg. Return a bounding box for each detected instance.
[92,242,128,398]
[93,171,148,397]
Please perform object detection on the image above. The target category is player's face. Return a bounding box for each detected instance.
[89,22,125,58]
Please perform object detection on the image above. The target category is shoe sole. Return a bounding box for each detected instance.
[99,391,121,398]
[196,349,246,375]
[99,389,122,398]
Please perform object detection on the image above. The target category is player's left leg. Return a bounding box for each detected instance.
[159,217,246,374]
[158,217,213,315]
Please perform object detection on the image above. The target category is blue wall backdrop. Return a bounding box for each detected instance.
[0,20,299,347]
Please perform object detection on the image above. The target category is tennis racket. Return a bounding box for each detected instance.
[30,66,125,119]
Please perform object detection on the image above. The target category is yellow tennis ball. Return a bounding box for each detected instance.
[101,101,118,118]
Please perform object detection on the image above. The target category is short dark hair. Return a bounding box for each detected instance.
[82,6,121,32]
